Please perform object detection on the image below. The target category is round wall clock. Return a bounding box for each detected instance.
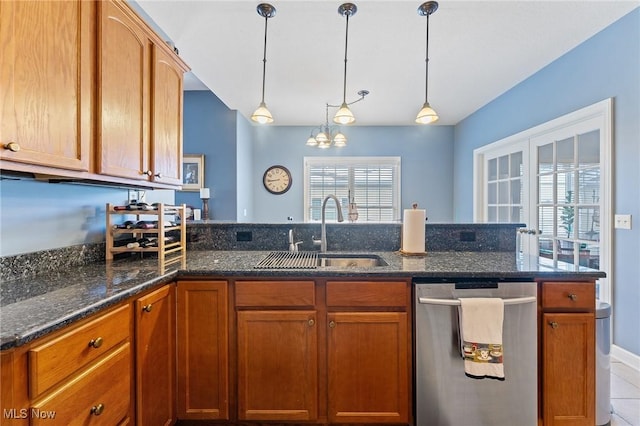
[263,165,292,194]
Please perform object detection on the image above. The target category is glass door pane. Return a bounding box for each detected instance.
[532,128,601,272]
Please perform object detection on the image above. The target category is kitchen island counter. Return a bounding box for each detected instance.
[0,250,604,350]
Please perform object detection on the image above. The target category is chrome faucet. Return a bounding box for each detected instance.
[288,229,303,252]
[313,194,344,252]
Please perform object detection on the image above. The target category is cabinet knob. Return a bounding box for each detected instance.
[329,321,336,328]
[154,172,162,178]
[90,403,105,416]
[568,293,578,301]
[142,304,153,313]
[308,319,315,327]
[3,142,20,152]
[88,337,103,349]
[548,321,558,329]
[142,170,153,176]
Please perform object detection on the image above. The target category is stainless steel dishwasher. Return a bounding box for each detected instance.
[414,279,537,426]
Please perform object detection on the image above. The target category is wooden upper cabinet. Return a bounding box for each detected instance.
[97,0,150,181]
[0,0,93,171]
[151,45,186,186]
[98,0,189,185]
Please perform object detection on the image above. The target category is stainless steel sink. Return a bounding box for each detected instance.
[254,251,387,269]
[317,254,387,268]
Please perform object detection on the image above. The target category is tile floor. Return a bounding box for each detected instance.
[610,358,640,426]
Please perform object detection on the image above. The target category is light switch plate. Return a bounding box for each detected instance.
[614,214,632,229]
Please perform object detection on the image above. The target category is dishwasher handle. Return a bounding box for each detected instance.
[418,296,537,306]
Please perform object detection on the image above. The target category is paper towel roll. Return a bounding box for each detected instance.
[402,207,426,254]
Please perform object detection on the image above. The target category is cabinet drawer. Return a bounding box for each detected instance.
[31,342,131,426]
[326,281,408,307]
[542,282,595,310]
[235,281,315,307]
[29,304,131,398]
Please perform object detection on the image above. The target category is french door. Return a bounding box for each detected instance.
[474,99,612,301]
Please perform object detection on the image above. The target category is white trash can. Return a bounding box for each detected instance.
[596,301,611,426]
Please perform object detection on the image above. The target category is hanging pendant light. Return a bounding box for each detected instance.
[334,3,357,125]
[416,1,439,124]
[251,3,276,124]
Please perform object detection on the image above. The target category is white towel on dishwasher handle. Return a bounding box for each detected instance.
[458,297,505,380]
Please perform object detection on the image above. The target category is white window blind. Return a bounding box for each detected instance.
[303,157,401,222]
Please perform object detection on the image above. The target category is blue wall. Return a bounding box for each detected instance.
[250,125,454,223]
[0,179,128,256]
[177,91,238,220]
[453,9,640,355]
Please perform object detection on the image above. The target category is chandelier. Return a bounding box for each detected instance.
[306,90,369,149]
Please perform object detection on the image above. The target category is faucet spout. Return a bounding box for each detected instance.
[320,194,344,252]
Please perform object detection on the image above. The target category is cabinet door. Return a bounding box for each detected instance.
[135,285,175,426]
[0,0,92,171]
[97,0,150,181]
[237,310,318,421]
[327,312,409,424]
[177,281,228,420]
[151,45,184,186]
[542,313,595,426]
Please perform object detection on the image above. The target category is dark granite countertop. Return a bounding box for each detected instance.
[0,250,604,350]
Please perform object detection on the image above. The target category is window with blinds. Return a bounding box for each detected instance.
[303,157,401,222]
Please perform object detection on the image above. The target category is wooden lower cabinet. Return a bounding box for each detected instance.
[176,280,229,420]
[233,278,412,425]
[540,281,596,426]
[327,312,409,423]
[0,304,133,425]
[135,284,176,426]
[237,310,318,421]
[542,313,596,426]
[31,343,131,426]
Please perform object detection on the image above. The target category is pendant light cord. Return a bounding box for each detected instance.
[342,12,350,104]
[424,13,430,104]
[261,15,269,104]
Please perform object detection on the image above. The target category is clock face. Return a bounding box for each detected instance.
[263,165,292,194]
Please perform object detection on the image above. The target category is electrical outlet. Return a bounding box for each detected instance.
[614,214,632,230]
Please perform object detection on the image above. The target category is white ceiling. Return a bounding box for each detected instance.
[137,0,638,126]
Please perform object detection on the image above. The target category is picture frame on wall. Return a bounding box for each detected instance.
[182,154,204,191]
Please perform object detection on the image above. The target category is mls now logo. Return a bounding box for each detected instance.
[4,408,56,419]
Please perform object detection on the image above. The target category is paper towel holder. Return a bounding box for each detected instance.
[399,202,428,256]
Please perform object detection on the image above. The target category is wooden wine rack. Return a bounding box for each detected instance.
[106,203,186,268]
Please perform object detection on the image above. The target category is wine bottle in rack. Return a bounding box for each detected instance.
[126,237,158,249]
[113,220,136,229]
[113,237,140,247]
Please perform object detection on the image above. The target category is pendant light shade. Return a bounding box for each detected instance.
[251,102,274,124]
[334,3,358,125]
[251,3,276,124]
[416,1,439,124]
[416,102,438,124]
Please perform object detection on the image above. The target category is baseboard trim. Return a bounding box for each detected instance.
[612,344,640,372]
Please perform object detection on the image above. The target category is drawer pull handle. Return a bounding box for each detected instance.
[549,321,558,329]
[142,304,153,312]
[568,293,578,301]
[308,319,315,327]
[88,337,103,349]
[3,142,20,152]
[91,403,105,416]
[329,321,336,328]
